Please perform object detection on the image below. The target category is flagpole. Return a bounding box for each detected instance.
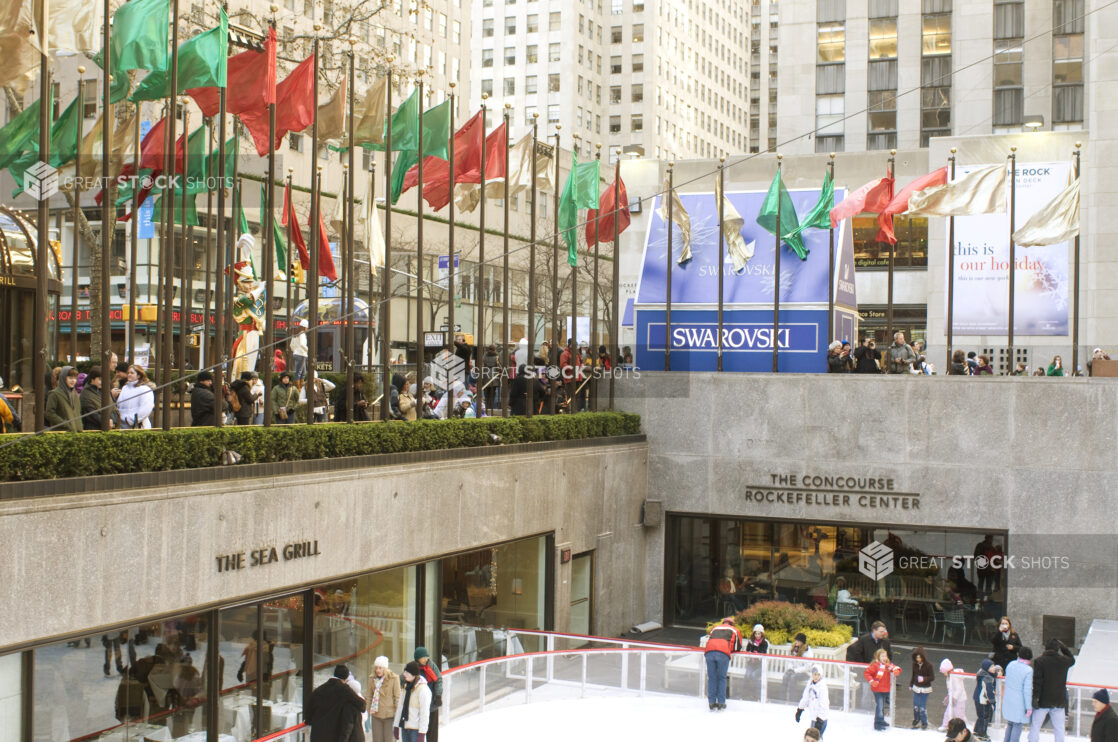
[203,118,214,371]
[886,149,896,344]
[549,126,560,415]
[502,105,512,415]
[129,111,141,367]
[665,163,673,372]
[526,112,539,418]
[70,67,85,366]
[261,38,277,428]
[590,143,601,408]
[1072,142,1082,374]
[477,95,487,410]
[827,153,835,344]
[177,106,190,429]
[98,0,113,429]
[345,44,356,421]
[380,57,393,422]
[156,104,171,428]
[772,153,782,374]
[717,157,725,373]
[1007,147,1017,369]
[285,168,294,374]
[609,155,621,410]
[570,134,579,409]
[213,87,228,428]
[162,0,182,429]
[946,147,956,371]
[367,162,375,374]
[307,29,321,424]
[446,84,456,361]
[33,0,50,430]
[225,121,241,364]
[415,75,425,406]
[340,172,351,421]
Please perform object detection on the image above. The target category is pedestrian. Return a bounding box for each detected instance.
[481,345,500,412]
[509,365,529,416]
[940,658,969,731]
[412,647,442,741]
[1047,355,1065,376]
[966,351,979,374]
[1002,646,1034,742]
[399,372,418,420]
[973,658,999,741]
[299,375,335,423]
[783,633,813,701]
[273,348,286,373]
[745,622,770,687]
[846,621,892,710]
[45,366,82,432]
[911,646,934,730]
[886,331,917,374]
[0,377,21,433]
[1091,689,1118,742]
[597,344,612,371]
[854,337,882,373]
[1087,348,1112,377]
[190,371,218,427]
[803,729,822,742]
[116,366,155,429]
[272,371,296,424]
[974,355,994,375]
[795,664,829,737]
[703,617,741,711]
[826,341,847,373]
[336,372,370,422]
[992,617,1022,670]
[250,372,266,425]
[1030,638,1076,742]
[290,320,309,381]
[229,372,255,426]
[947,717,975,741]
[79,367,108,430]
[864,647,901,731]
[367,656,400,742]
[389,373,408,420]
[1032,367,1047,377]
[305,663,365,742]
[394,660,433,742]
[948,350,969,375]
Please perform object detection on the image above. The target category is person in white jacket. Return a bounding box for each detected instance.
[795,665,829,737]
[116,366,155,429]
[290,320,309,381]
[393,661,431,742]
[298,377,335,422]
[939,657,968,731]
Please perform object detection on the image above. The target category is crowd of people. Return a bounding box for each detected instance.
[827,332,1111,377]
[703,617,1116,742]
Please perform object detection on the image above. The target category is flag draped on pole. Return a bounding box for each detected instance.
[132,8,228,101]
[282,181,311,270]
[757,170,808,260]
[1013,177,1079,246]
[0,94,47,171]
[364,186,385,275]
[558,154,600,266]
[262,183,287,273]
[714,174,753,272]
[875,166,948,243]
[188,27,276,117]
[311,76,347,142]
[905,163,1008,216]
[658,177,692,265]
[829,174,893,228]
[9,94,83,195]
[240,53,316,156]
[505,132,554,196]
[453,121,510,213]
[76,110,137,181]
[353,75,388,147]
[784,170,834,241]
[314,195,338,281]
[585,177,630,246]
[109,0,171,74]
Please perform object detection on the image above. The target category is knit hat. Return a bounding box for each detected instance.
[980,658,993,672]
[794,633,808,644]
[374,655,389,669]
[414,646,430,661]
[939,658,954,673]
[333,664,349,680]
[404,660,421,677]
[946,718,968,736]
[810,664,822,676]
[196,370,213,382]
[752,624,764,634]
[1094,688,1110,704]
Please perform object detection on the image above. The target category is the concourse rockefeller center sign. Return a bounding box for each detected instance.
[634,186,859,373]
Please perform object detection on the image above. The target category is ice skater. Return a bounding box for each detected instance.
[939,658,968,731]
[704,617,741,711]
[794,664,829,737]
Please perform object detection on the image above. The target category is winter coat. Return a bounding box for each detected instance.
[948,362,969,375]
[271,382,296,418]
[974,660,997,706]
[392,676,431,733]
[229,380,254,424]
[1002,659,1034,723]
[1092,704,1118,742]
[45,372,82,431]
[827,352,851,373]
[992,630,1022,669]
[846,632,891,665]
[509,372,528,415]
[798,676,829,721]
[705,623,742,657]
[864,660,901,693]
[886,342,917,374]
[1033,644,1075,709]
[745,636,770,654]
[854,345,881,373]
[366,669,400,720]
[80,384,104,430]
[418,660,443,707]
[305,677,365,742]
[910,649,934,693]
[941,659,968,704]
[190,384,217,427]
[116,380,154,429]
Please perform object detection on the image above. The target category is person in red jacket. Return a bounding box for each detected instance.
[864,647,902,731]
[704,618,742,711]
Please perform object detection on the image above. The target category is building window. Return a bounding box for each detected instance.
[993,1,1024,127]
[611,55,622,73]
[610,85,621,103]
[504,78,516,95]
[611,0,623,13]
[482,18,494,37]
[611,25,622,43]
[549,43,561,62]
[289,132,303,152]
[549,74,561,92]
[816,135,844,153]
[632,24,644,42]
[505,47,516,65]
[525,105,538,123]
[482,49,493,67]
[527,44,538,62]
[527,13,538,32]
[631,83,643,103]
[632,54,643,72]
[609,115,621,133]
[505,17,516,34]
[547,103,559,122]
[816,94,844,137]
[817,64,846,94]
[922,13,951,55]
[526,75,538,93]
[869,18,898,60]
[818,22,845,62]
[549,11,561,31]
[868,0,899,17]
[80,80,99,118]
[993,1,1024,39]
[854,215,929,268]
[481,79,493,96]
[631,113,643,132]
[453,20,461,43]
[1053,22,1084,124]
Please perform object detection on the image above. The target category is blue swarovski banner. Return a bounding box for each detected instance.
[633,185,858,373]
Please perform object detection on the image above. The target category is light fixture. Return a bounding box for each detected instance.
[1024,114,1045,130]
[622,144,645,158]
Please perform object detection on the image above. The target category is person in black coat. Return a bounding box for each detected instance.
[854,337,881,374]
[80,368,105,430]
[1033,638,1076,716]
[190,371,218,427]
[306,664,365,742]
[337,373,370,421]
[846,621,892,664]
[1092,689,1118,742]
[991,616,1022,669]
[509,365,528,416]
[229,372,255,425]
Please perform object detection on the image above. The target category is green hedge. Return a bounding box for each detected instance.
[0,412,641,482]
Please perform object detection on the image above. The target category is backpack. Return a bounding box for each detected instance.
[223,385,241,412]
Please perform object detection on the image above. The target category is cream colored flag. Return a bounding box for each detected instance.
[453,180,505,214]
[329,182,347,241]
[1013,176,1079,247]
[906,163,1007,216]
[657,177,692,265]
[364,185,385,275]
[504,133,555,196]
[0,1,38,94]
[313,76,347,142]
[40,0,102,54]
[353,75,387,147]
[714,174,753,272]
[75,111,138,182]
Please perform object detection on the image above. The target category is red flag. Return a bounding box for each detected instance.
[315,195,338,281]
[875,167,949,244]
[829,174,894,228]
[401,110,486,209]
[283,181,311,270]
[239,53,316,156]
[585,177,631,247]
[483,121,508,181]
[188,28,277,117]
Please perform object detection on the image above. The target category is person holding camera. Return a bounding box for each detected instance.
[886,331,918,374]
[854,337,882,374]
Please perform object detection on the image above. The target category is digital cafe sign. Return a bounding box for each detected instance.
[745,473,921,511]
[215,540,320,573]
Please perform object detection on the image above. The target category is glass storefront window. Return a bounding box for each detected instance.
[853,214,928,269]
[669,515,1006,648]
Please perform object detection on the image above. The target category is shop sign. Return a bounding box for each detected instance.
[743,472,921,511]
[215,540,320,573]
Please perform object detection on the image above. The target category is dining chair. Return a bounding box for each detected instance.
[942,607,967,644]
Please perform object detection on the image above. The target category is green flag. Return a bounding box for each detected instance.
[91,48,132,103]
[109,0,171,74]
[0,95,49,171]
[421,99,451,160]
[784,170,834,240]
[131,8,228,102]
[390,149,418,204]
[756,169,808,261]
[558,154,600,266]
[261,183,287,273]
[153,125,207,225]
[377,89,419,152]
[8,95,84,196]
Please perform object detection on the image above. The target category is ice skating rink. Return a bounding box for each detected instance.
[445,688,1089,742]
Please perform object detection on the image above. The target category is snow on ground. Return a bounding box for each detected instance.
[446,687,1088,742]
